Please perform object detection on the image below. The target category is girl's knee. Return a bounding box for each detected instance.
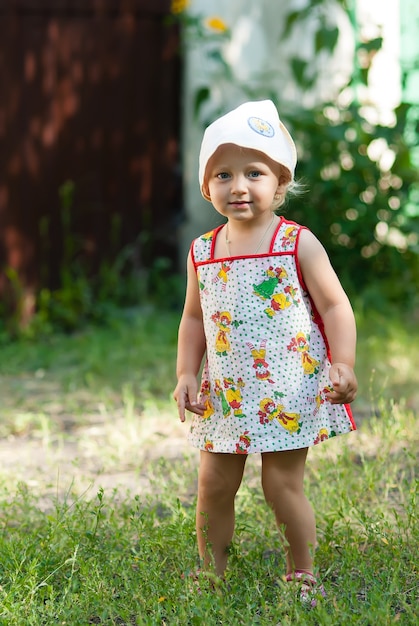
[198,454,244,504]
[261,450,307,496]
[261,464,306,506]
[262,479,301,507]
[199,467,234,504]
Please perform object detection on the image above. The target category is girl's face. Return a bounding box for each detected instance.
[203,144,284,223]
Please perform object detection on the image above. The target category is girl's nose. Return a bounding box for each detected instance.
[231,174,247,194]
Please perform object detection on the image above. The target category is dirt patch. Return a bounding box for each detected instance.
[0,408,198,507]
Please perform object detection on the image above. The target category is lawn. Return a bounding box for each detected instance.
[0,307,417,624]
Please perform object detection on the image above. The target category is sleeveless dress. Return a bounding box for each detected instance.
[189,217,356,454]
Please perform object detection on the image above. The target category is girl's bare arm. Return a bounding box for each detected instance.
[173,252,207,421]
[298,229,357,404]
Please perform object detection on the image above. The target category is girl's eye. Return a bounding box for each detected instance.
[248,171,261,178]
[217,172,230,180]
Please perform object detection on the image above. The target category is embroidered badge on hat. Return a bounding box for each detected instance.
[247,116,275,138]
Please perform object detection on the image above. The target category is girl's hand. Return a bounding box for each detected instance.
[173,375,206,422]
[327,363,358,404]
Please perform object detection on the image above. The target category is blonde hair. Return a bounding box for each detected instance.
[273,165,303,209]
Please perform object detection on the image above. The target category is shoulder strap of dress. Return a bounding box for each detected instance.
[272,218,304,253]
[191,228,217,267]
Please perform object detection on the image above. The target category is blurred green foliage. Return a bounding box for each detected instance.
[286,102,419,308]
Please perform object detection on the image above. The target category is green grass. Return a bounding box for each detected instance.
[0,418,417,625]
[0,307,418,624]
[0,308,179,438]
[354,309,419,416]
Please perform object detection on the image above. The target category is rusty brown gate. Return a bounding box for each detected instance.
[0,0,181,321]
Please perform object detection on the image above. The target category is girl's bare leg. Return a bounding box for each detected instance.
[196,451,247,576]
[261,448,316,575]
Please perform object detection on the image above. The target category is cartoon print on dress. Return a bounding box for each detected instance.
[287,331,320,377]
[312,385,333,415]
[211,311,242,356]
[258,394,301,433]
[199,380,214,419]
[197,270,209,295]
[264,284,300,319]
[223,377,246,418]
[253,266,288,301]
[313,428,336,445]
[204,440,214,451]
[212,261,232,291]
[281,225,298,248]
[246,339,274,383]
[214,379,231,418]
[200,230,214,242]
[236,430,251,454]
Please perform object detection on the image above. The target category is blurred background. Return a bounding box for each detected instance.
[0,0,418,336]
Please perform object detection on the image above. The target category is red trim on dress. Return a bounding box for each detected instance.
[195,216,288,266]
[269,216,284,253]
[294,224,356,430]
[190,239,197,270]
[210,225,224,260]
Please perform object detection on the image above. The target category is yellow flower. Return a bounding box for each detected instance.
[171,0,189,14]
[204,16,228,33]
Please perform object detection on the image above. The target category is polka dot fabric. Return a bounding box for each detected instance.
[189,217,356,454]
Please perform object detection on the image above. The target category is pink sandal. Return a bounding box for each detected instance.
[285,570,326,607]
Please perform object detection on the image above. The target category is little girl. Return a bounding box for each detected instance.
[173,100,357,602]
